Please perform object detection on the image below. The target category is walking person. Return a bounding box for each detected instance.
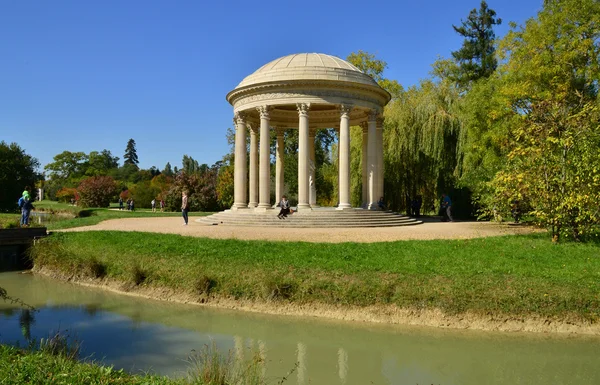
[119,197,124,210]
[160,199,165,212]
[151,199,156,212]
[441,194,453,222]
[181,191,189,225]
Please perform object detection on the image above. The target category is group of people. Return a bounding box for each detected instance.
[150,199,166,212]
[19,186,34,227]
[118,198,135,211]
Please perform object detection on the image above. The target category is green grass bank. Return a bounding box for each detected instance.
[30,231,600,323]
[0,342,274,385]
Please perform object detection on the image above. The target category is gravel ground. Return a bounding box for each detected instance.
[61,216,539,243]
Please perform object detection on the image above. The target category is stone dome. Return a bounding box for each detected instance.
[234,53,380,89]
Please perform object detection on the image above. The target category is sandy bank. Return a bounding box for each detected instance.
[34,266,600,336]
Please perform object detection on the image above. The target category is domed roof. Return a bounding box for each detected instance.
[234,53,379,89]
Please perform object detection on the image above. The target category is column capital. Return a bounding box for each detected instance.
[368,109,380,122]
[296,103,311,117]
[257,105,271,119]
[376,116,384,128]
[339,104,352,117]
[275,127,286,136]
[309,128,317,138]
[360,121,368,133]
[233,112,246,126]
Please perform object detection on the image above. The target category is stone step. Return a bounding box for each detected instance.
[196,209,422,228]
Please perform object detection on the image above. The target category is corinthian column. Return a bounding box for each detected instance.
[257,106,271,209]
[275,128,285,204]
[248,124,258,207]
[337,104,352,209]
[309,128,317,207]
[376,117,384,204]
[232,112,248,209]
[367,110,378,210]
[297,103,311,211]
[361,122,368,208]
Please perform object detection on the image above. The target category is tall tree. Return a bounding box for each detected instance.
[162,162,174,176]
[0,142,39,212]
[451,1,502,87]
[489,0,600,240]
[182,155,200,174]
[123,138,139,166]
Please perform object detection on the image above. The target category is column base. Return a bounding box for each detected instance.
[248,202,258,208]
[254,205,274,212]
[367,203,380,210]
[297,203,312,211]
[231,204,249,210]
[336,204,352,210]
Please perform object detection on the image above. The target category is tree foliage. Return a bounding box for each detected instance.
[451,0,502,87]
[77,176,118,208]
[486,0,600,240]
[0,141,39,212]
[123,138,139,166]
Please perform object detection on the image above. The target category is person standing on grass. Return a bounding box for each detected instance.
[20,186,32,227]
[181,191,189,225]
[119,197,124,210]
[160,199,165,212]
[151,199,156,212]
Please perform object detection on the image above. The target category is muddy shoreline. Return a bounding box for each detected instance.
[33,266,600,336]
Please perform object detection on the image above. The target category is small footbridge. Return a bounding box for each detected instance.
[0,227,48,271]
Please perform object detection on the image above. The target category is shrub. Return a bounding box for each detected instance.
[55,187,79,203]
[77,176,117,208]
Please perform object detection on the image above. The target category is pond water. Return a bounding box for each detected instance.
[30,211,71,225]
[1,272,599,384]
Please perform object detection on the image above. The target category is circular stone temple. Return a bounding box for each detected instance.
[226,53,391,212]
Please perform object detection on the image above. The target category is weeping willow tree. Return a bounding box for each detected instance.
[383,78,463,213]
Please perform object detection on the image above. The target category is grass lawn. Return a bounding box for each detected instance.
[31,231,600,321]
[28,200,213,230]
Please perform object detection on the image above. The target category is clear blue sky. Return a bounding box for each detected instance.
[0,0,543,173]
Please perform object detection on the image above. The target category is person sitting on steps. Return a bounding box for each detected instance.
[378,197,387,211]
[277,195,290,219]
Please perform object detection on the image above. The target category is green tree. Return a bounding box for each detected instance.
[182,155,200,174]
[488,0,600,240]
[347,50,402,98]
[123,138,139,166]
[44,151,88,180]
[162,162,174,177]
[384,79,462,213]
[0,142,39,212]
[451,1,502,87]
[85,150,119,176]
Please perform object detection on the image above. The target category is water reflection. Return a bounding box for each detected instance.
[1,272,600,384]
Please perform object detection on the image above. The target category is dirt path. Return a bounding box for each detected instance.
[60,216,538,243]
